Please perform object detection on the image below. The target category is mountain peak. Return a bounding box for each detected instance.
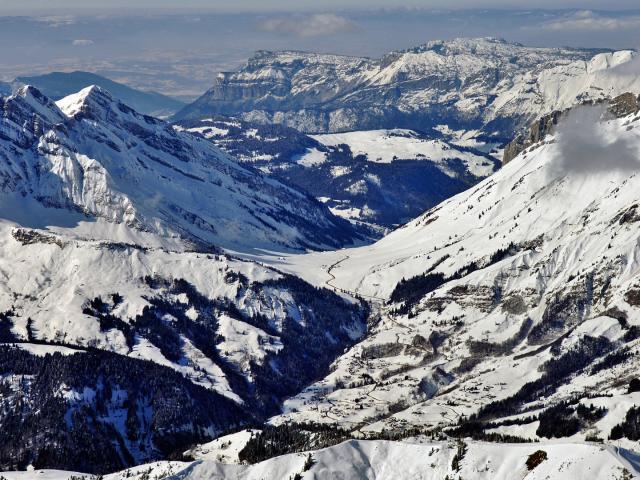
[2,86,361,252]
[15,71,185,117]
[57,84,162,129]
[0,86,65,148]
[56,84,116,118]
[10,84,65,125]
[15,84,44,99]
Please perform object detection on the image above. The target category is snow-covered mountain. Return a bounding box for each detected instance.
[148,440,640,479]
[0,85,370,472]
[3,40,640,479]
[177,117,499,234]
[14,71,185,118]
[262,94,640,448]
[0,238,366,471]
[5,439,639,479]
[173,38,636,141]
[0,85,361,253]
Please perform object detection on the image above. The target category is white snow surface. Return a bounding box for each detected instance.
[308,129,496,177]
[247,108,640,436]
[185,429,260,464]
[0,85,355,253]
[4,440,639,479]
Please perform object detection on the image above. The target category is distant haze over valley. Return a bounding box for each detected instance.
[0,9,638,98]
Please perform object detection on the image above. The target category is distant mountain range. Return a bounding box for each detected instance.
[14,71,185,117]
[174,38,638,143]
[172,37,640,234]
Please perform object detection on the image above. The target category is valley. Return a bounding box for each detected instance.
[0,34,640,479]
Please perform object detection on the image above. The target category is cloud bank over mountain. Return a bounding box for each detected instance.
[258,13,359,38]
[552,106,640,176]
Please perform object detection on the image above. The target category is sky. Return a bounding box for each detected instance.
[0,4,639,98]
[2,0,639,14]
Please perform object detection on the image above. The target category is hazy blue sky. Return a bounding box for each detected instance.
[0,5,638,98]
[2,0,639,13]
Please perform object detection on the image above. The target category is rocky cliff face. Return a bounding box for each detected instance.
[502,111,564,164]
[0,85,362,252]
[174,38,632,141]
[503,92,640,164]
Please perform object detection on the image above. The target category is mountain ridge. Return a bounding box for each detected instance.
[14,71,185,117]
[173,37,624,141]
[0,84,363,253]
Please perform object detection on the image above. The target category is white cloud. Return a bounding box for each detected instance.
[551,105,640,177]
[34,15,76,27]
[541,10,640,31]
[72,39,94,46]
[258,13,359,38]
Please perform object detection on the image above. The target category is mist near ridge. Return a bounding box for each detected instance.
[551,105,640,176]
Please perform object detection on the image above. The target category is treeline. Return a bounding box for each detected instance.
[610,406,640,441]
[0,272,369,474]
[238,423,350,464]
[248,276,368,414]
[389,242,520,308]
[465,336,612,423]
[81,273,368,417]
[177,116,322,164]
[0,346,245,474]
[536,402,606,438]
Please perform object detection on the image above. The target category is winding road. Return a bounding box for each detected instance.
[324,255,386,302]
